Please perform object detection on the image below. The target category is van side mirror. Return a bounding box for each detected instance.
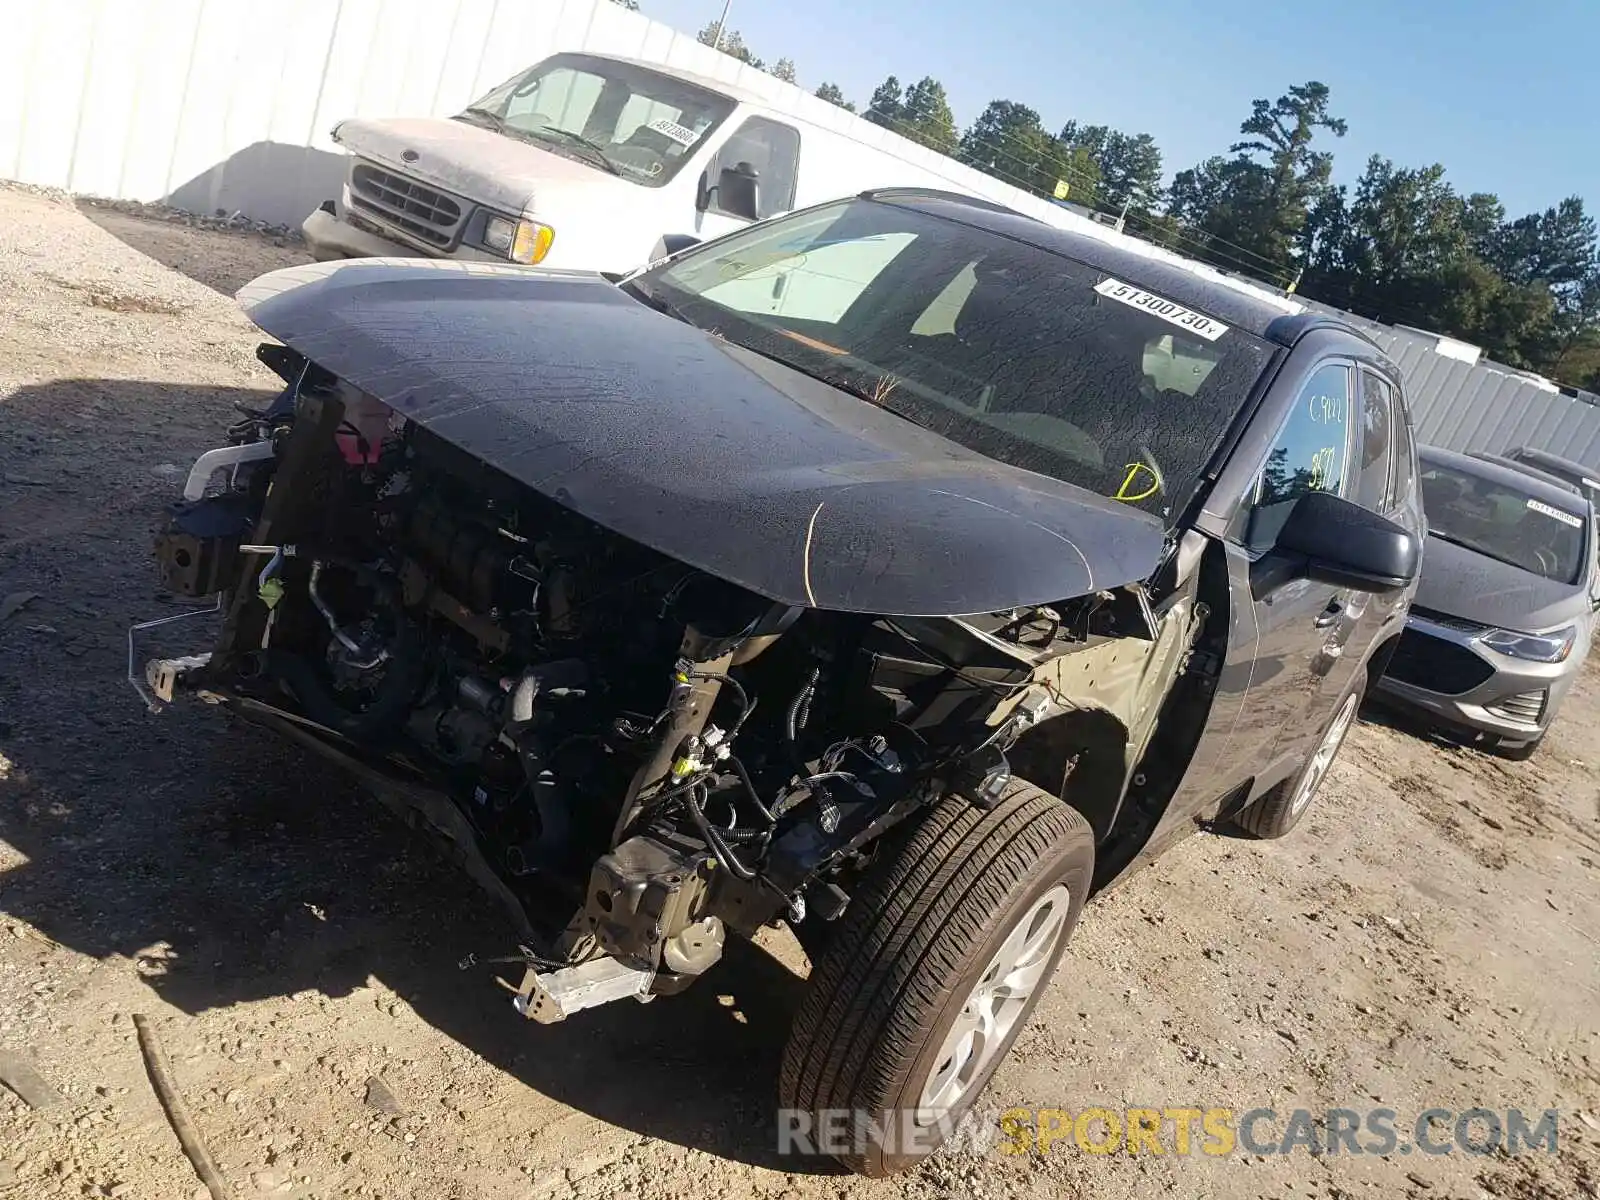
[650,233,702,262]
[698,163,760,221]
[1274,491,1420,592]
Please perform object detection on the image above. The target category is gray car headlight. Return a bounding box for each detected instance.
[1478,625,1575,663]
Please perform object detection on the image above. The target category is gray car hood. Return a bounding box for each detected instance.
[1416,534,1589,631]
[237,259,1166,617]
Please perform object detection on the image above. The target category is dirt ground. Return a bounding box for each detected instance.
[1,184,1597,1200]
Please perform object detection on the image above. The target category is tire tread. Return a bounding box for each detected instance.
[778,779,1092,1173]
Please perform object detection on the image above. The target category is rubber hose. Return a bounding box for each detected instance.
[686,786,757,879]
[728,756,777,825]
[785,665,820,747]
[267,621,426,742]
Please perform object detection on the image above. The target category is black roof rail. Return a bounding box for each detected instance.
[1262,312,1367,348]
[858,187,1037,219]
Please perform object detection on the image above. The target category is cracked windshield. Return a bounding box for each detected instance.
[644,197,1272,523]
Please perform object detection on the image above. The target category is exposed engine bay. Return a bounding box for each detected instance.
[140,345,1204,1022]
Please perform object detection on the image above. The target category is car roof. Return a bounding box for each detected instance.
[1422,444,1590,514]
[867,190,1376,346]
[1468,451,1582,494]
[1506,446,1600,490]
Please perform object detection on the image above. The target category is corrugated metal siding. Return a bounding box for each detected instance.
[0,0,1116,232]
[1296,302,1600,469]
[1375,333,1600,470]
[6,0,1598,465]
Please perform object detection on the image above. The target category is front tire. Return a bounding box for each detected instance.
[1234,671,1365,839]
[778,778,1094,1176]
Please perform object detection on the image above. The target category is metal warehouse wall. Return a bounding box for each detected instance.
[1296,300,1600,470]
[0,0,1073,229]
[9,0,1599,466]
[1374,331,1600,469]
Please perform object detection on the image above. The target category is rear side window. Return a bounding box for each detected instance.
[1354,371,1396,511]
[1245,362,1353,548]
[1392,401,1418,508]
[708,117,800,219]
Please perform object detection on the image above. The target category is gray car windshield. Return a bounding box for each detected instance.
[634,198,1273,525]
[461,54,733,187]
[1420,462,1588,584]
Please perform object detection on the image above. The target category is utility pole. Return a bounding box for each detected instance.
[712,0,733,49]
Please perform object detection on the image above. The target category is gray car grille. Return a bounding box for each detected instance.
[1385,628,1496,695]
[1485,690,1546,723]
[348,161,463,248]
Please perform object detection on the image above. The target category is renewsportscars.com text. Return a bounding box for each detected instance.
[775,1106,1560,1159]
[997,1106,1560,1157]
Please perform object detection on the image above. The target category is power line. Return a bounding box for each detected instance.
[838,88,1297,287]
[868,107,1298,286]
[924,110,1304,280]
[1120,210,1297,288]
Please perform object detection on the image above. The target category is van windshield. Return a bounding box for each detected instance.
[632,197,1275,525]
[459,54,735,188]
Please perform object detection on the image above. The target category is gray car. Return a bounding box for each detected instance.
[1502,445,1600,509]
[1375,446,1598,758]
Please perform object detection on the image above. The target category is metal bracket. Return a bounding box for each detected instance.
[145,654,213,706]
[126,598,222,712]
[510,957,654,1024]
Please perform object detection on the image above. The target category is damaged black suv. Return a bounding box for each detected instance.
[138,189,1423,1174]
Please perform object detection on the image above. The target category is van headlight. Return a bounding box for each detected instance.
[483,215,555,264]
[1478,626,1575,663]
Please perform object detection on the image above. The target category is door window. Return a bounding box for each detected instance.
[1391,403,1418,509]
[1354,371,1396,511]
[707,117,800,219]
[1245,362,1353,548]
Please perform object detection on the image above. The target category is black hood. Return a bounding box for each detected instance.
[1417,534,1589,631]
[238,260,1165,617]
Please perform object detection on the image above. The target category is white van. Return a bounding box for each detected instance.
[304,51,1036,273]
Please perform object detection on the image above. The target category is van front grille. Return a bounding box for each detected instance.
[348,161,463,248]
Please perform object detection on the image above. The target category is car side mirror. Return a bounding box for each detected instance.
[698,163,760,221]
[1274,491,1420,592]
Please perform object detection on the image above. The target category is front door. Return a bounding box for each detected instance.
[1200,361,1363,797]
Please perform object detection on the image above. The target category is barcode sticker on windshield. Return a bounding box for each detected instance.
[1093,278,1230,341]
[647,117,700,147]
[1526,498,1583,528]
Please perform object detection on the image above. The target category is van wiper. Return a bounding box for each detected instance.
[457,106,508,133]
[537,128,623,176]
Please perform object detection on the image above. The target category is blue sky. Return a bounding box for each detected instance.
[643,0,1597,220]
